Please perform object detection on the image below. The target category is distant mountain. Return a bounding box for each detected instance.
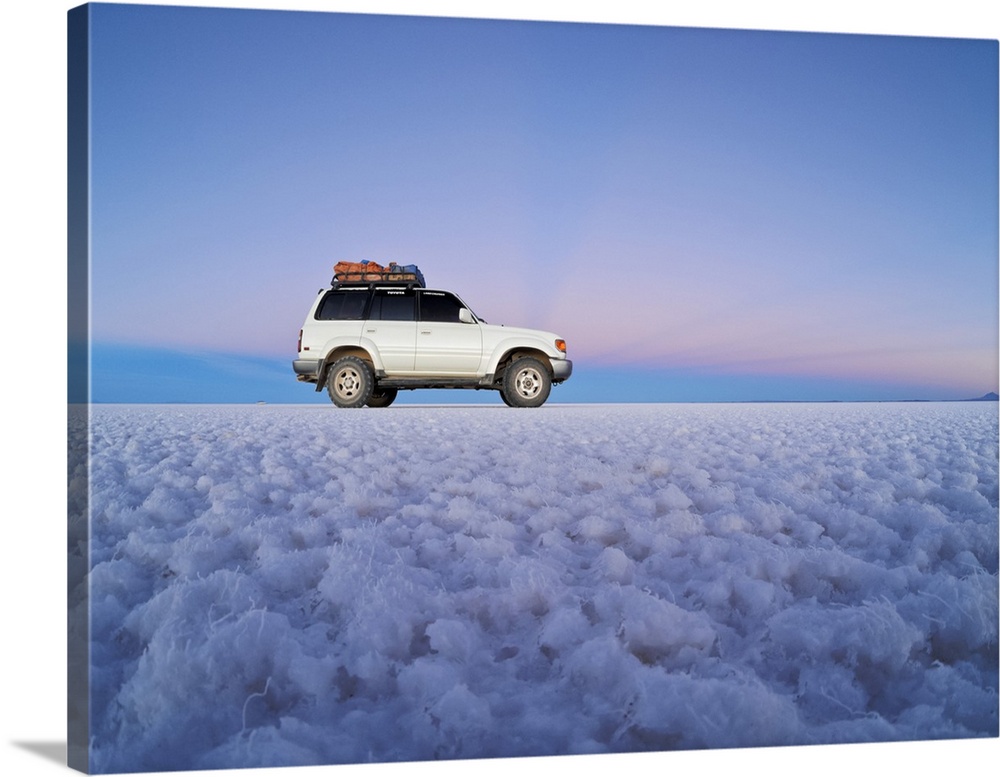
[966,392,999,401]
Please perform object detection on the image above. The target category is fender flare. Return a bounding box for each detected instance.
[317,339,384,388]
[486,340,557,378]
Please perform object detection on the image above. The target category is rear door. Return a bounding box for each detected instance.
[414,290,483,375]
[366,287,417,373]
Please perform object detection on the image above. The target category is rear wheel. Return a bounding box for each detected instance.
[501,356,551,408]
[366,387,398,408]
[326,356,374,408]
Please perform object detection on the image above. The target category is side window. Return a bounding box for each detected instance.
[368,289,416,321]
[315,290,367,320]
[419,291,465,323]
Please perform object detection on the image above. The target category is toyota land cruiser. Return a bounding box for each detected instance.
[293,282,572,408]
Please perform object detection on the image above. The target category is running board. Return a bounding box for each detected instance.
[376,377,496,391]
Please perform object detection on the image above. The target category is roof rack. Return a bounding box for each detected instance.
[330,280,424,290]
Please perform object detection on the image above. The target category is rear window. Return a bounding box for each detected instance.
[368,289,416,321]
[315,290,368,320]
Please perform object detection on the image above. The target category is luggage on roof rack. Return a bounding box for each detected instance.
[332,260,425,287]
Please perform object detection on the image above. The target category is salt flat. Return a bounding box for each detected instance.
[70,402,998,772]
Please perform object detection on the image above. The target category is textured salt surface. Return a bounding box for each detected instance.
[69,402,998,772]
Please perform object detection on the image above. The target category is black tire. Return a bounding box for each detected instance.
[326,356,374,408]
[365,387,398,408]
[501,356,551,408]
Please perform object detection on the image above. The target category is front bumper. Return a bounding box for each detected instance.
[552,359,573,383]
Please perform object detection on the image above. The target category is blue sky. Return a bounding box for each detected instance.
[79,1,998,404]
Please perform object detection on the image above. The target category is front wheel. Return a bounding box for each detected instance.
[326,356,374,408]
[501,356,551,407]
[366,387,398,408]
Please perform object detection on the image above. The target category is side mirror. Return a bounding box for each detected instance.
[459,308,475,324]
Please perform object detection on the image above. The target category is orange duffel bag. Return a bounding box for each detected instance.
[333,260,385,281]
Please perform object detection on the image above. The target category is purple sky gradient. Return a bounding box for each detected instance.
[82,2,998,402]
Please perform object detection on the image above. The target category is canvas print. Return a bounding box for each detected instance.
[68,2,998,774]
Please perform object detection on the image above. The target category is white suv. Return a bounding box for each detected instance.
[293,282,572,407]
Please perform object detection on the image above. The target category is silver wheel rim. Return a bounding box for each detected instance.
[514,367,542,399]
[335,367,362,399]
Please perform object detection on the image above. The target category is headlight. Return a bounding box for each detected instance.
[555,339,567,353]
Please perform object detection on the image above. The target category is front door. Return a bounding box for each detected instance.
[415,290,483,375]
